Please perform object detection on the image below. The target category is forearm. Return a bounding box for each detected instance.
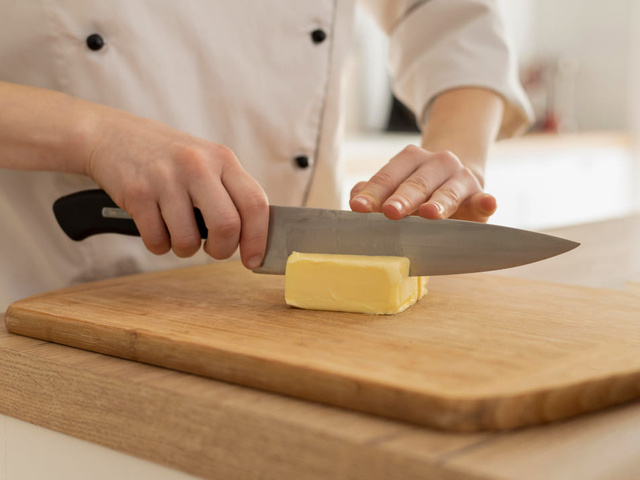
[0,81,103,175]
[420,87,504,186]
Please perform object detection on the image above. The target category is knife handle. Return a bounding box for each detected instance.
[53,189,209,241]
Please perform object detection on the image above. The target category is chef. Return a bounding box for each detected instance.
[0,1,532,311]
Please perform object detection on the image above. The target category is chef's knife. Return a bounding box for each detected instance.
[53,189,579,276]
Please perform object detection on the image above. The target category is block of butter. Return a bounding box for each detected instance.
[285,252,428,315]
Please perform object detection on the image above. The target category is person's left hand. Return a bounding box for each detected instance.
[349,145,497,223]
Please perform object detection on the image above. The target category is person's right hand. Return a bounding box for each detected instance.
[84,109,269,270]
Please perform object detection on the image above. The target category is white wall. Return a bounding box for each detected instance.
[501,0,635,132]
[347,0,636,133]
[529,0,633,131]
[627,1,640,143]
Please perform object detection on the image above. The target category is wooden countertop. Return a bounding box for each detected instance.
[2,214,640,480]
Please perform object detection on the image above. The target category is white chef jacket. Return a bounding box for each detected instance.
[0,0,533,311]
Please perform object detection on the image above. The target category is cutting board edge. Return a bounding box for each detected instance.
[7,302,640,433]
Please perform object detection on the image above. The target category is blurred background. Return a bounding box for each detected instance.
[341,0,640,229]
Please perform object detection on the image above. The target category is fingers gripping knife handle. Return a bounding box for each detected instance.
[53,189,209,241]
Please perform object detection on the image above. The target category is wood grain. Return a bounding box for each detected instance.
[0,320,484,480]
[6,261,640,432]
[5,213,640,479]
[443,400,640,480]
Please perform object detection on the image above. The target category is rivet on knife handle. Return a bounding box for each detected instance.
[53,189,208,241]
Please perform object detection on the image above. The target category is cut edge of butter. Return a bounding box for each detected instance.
[284,252,429,315]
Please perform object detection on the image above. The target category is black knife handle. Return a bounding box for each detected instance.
[53,189,208,241]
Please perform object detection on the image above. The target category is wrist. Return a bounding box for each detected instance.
[63,96,113,177]
[419,88,503,188]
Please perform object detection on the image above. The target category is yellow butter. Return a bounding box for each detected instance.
[418,275,429,299]
[284,252,428,315]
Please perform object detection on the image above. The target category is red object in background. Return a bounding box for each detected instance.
[542,111,559,133]
[520,57,579,134]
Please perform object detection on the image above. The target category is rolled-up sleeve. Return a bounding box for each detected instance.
[360,0,534,138]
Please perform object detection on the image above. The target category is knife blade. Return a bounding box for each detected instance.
[53,189,579,276]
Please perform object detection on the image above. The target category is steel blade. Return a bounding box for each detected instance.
[253,206,579,276]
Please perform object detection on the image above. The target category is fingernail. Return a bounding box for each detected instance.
[352,196,372,210]
[247,255,263,270]
[385,199,403,214]
[481,194,497,214]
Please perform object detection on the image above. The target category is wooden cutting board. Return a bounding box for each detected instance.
[6,261,640,432]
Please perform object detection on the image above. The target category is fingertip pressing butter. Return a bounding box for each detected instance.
[284,252,428,315]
